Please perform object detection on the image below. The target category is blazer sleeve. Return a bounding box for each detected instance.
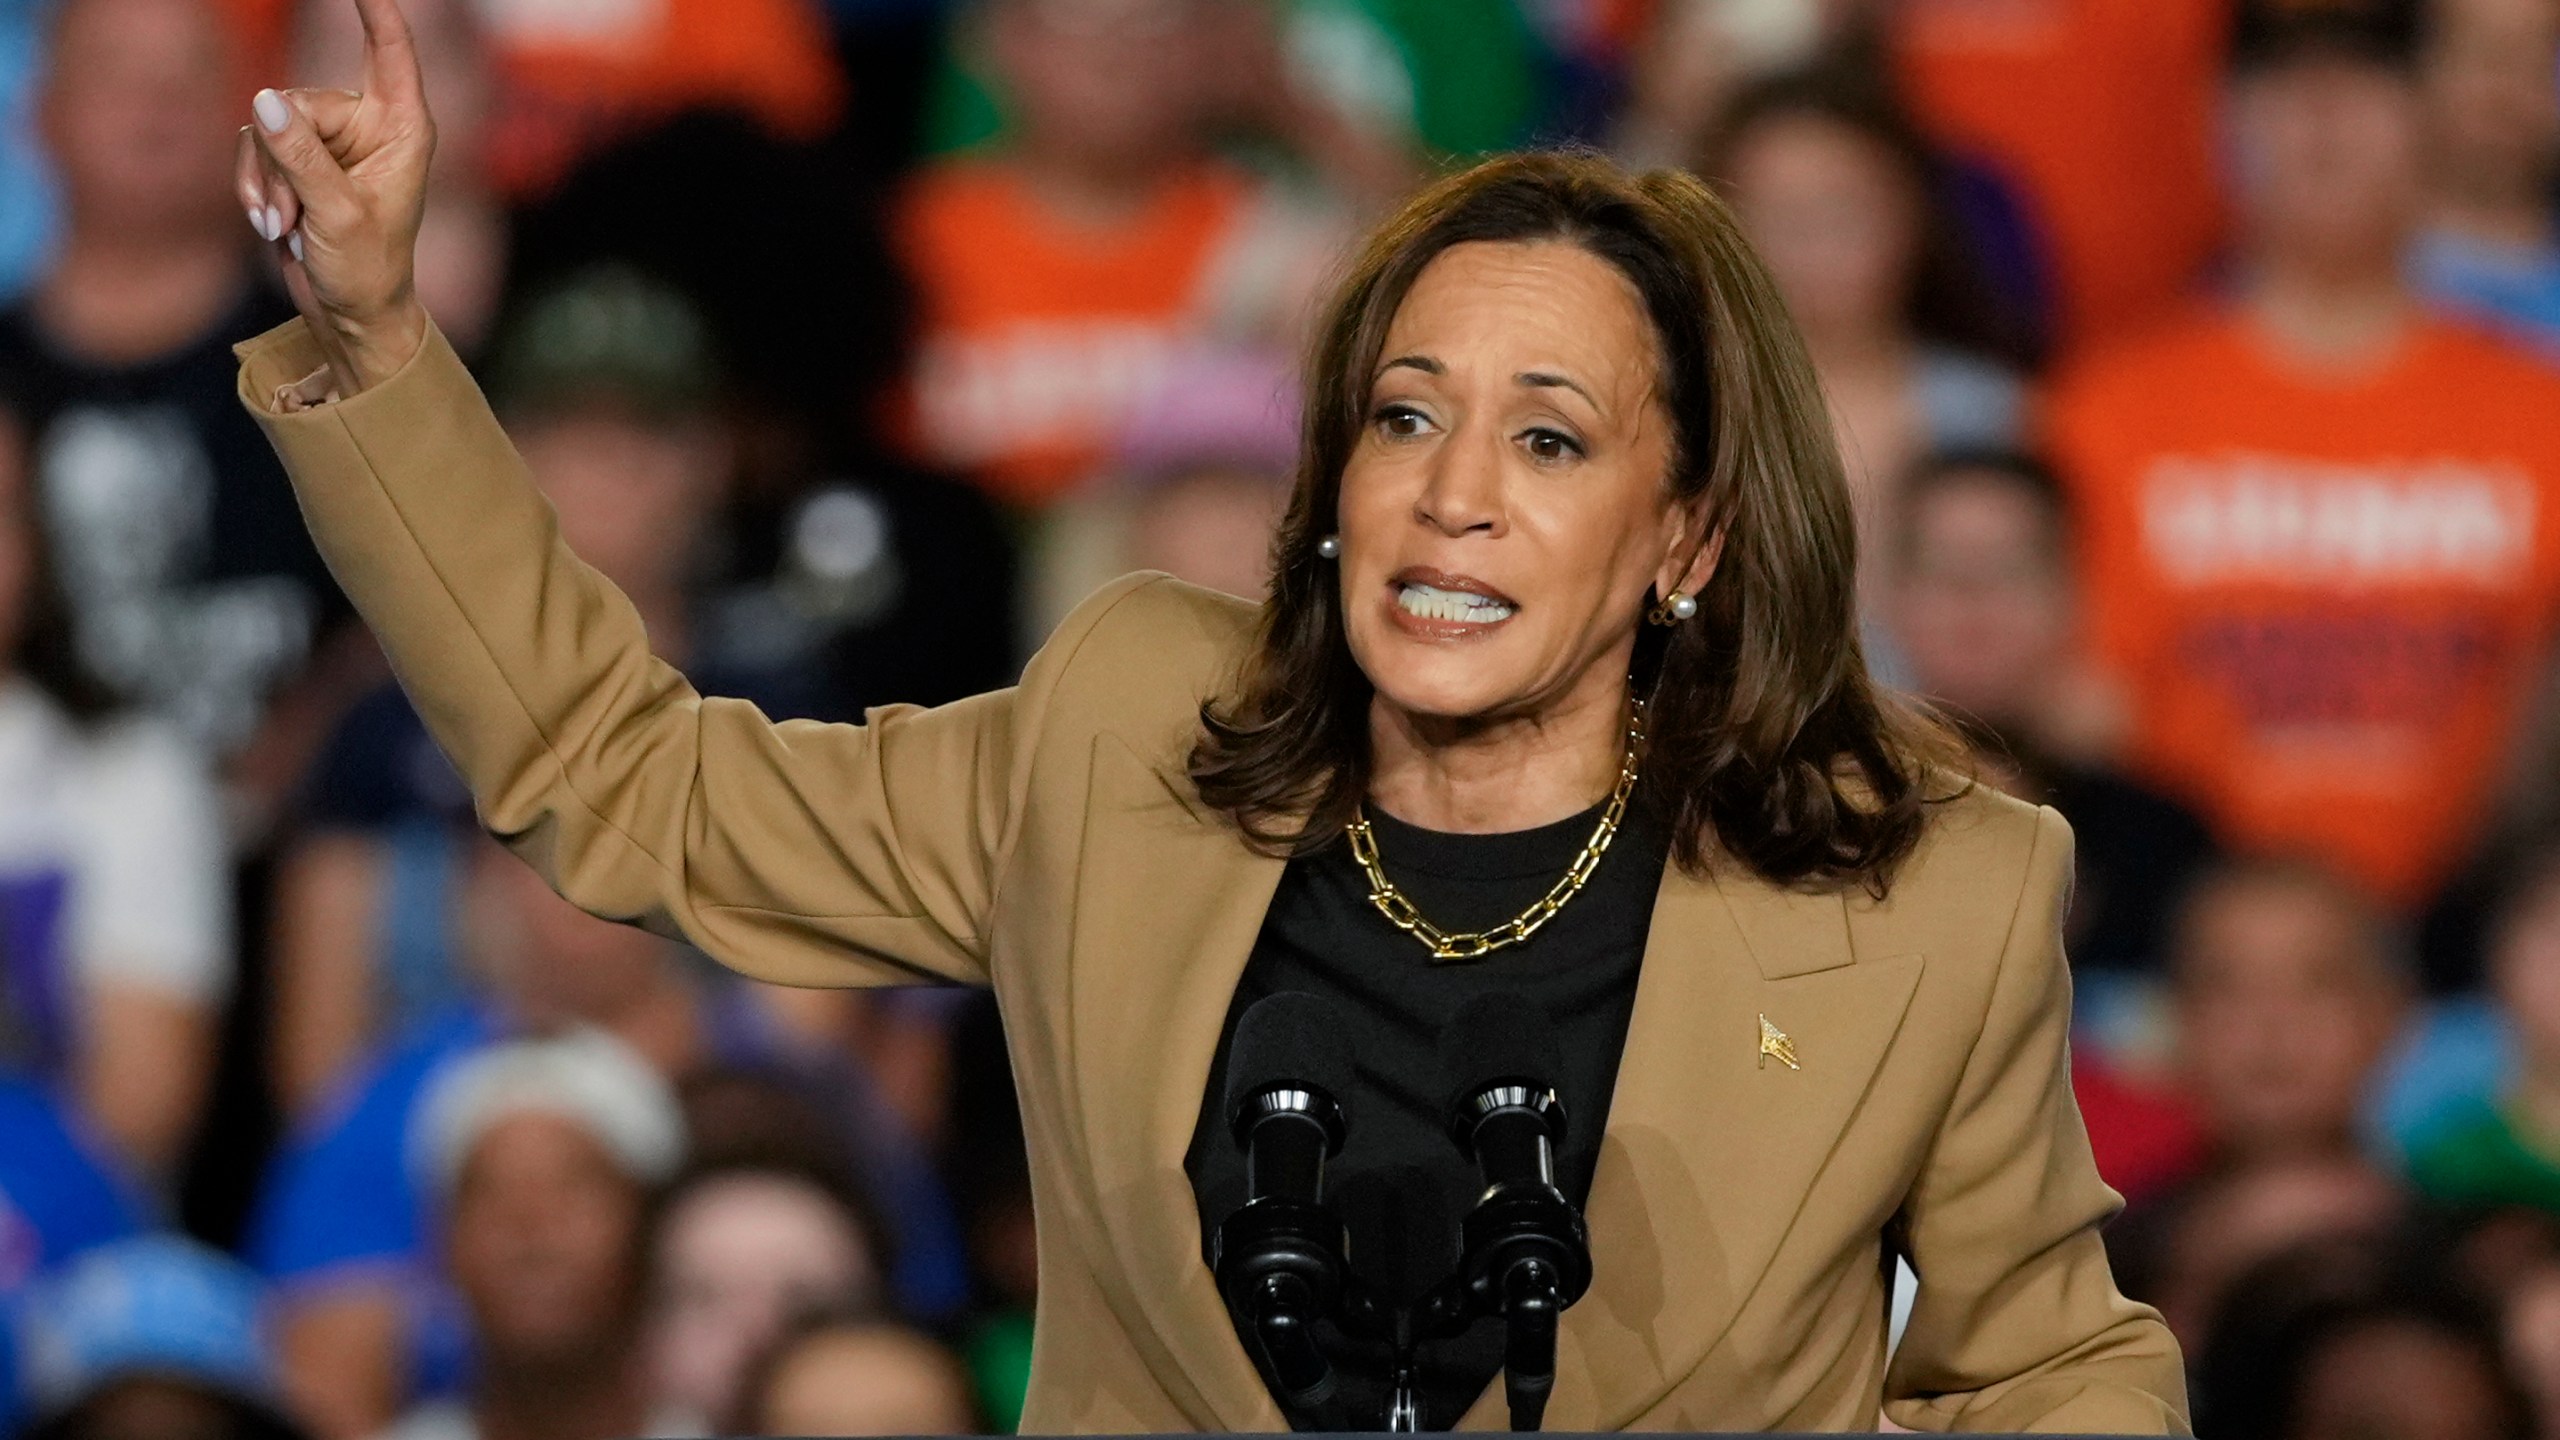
[235,316,1134,990]
[1882,805,2192,1434]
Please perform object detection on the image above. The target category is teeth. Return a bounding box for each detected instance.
[1397,582,1515,623]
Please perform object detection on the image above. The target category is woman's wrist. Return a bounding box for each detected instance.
[321,295,431,396]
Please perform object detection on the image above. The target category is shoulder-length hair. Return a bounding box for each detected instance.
[1189,150,1964,893]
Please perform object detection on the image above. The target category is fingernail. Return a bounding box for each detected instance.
[254,88,290,134]
[247,206,271,241]
[287,231,304,264]
[262,206,282,242]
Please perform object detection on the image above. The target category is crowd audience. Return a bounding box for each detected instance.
[5,0,2560,1436]
[1713,68,2028,673]
[2043,5,2560,912]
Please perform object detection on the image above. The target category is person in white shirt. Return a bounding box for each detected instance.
[0,397,231,1183]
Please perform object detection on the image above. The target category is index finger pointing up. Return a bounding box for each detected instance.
[353,0,426,112]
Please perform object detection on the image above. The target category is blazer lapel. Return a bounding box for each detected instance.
[1459,866,1925,1430]
[1067,733,1291,1431]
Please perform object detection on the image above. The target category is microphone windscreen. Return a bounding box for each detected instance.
[1337,1162,1461,1308]
[1226,991,1356,1119]
[1438,990,1562,1110]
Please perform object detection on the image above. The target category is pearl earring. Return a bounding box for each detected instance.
[1648,590,1697,625]
[1315,534,1342,559]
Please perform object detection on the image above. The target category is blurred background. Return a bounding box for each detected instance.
[0,0,2557,1435]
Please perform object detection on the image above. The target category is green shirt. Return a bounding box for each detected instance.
[2411,1101,2560,1213]
[925,0,1546,160]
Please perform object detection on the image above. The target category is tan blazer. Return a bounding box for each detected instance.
[237,318,2187,1435]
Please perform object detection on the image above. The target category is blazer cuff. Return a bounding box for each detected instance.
[232,314,450,416]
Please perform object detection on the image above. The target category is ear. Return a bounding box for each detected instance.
[1655,497,1725,600]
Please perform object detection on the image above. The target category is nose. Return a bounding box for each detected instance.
[1413,423,1506,538]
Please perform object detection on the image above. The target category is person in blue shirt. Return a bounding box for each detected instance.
[247,838,966,1440]
[0,1071,141,1429]
[0,0,57,304]
[13,1234,307,1440]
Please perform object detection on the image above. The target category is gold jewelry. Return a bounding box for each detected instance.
[1647,590,1697,625]
[1345,701,1645,962]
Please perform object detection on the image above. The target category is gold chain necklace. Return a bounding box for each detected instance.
[1345,701,1646,963]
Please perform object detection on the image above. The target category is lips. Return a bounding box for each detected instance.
[1388,567,1517,626]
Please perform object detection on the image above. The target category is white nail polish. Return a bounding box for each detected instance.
[287,231,304,264]
[261,207,281,242]
[254,88,291,134]
[247,207,270,240]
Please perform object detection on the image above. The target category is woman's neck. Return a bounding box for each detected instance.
[1365,679,1632,834]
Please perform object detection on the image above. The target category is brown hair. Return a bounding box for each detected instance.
[1188,150,1964,892]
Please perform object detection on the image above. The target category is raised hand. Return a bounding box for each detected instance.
[234,0,435,395]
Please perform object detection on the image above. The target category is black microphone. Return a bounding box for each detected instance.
[1213,991,1354,1413]
[1337,1163,1468,1431]
[1439,992,1592,1433]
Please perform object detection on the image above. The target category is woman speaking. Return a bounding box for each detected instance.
[232,3,2184,1431]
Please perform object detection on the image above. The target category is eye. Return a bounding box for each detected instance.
[1520,427,1584,464]
[1373,403,1435,441]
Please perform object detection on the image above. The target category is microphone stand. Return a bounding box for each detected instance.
[1449,1084,1590,1432]
[1334,1271,1476,1432]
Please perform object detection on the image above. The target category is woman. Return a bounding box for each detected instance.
[1711,69,2031,675]
[0,396,232,1187]
[230,3,2184,1429]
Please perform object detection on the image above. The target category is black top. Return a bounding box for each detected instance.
[1185,790,1669,1431]
[0,283,346,754]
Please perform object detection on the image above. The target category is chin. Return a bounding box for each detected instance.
[1351,630,1537,722]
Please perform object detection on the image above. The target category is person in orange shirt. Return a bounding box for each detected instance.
[893,0,1349,513]
[228,0,843,200]
[2045,8,2560,909]
[1890,0,2231,349]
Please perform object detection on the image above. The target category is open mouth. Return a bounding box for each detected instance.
[1390,570,1517,625]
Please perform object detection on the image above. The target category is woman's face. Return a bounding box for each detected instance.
[646,1172,879,1426]
[1334,240,1695,726]
[1724,112,1919,343]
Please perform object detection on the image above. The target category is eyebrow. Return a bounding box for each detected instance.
[1375,355,1602,412]
[1518,370,1600,412]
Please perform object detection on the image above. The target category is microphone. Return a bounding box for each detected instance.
[1212,992,1354,1412]
[1337,1163,1468,1431]
[1440,992,1592,1432]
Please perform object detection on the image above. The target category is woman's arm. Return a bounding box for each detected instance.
[1882,806,2192,1434]
[238,315,1144,989]
[69,720,233,1183]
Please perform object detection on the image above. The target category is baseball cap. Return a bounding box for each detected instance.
[485,266,721,424]
[12,1235,298,1436]
[408,1028,687,1199]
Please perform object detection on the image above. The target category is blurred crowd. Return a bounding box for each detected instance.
[0,0,2558,1436]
